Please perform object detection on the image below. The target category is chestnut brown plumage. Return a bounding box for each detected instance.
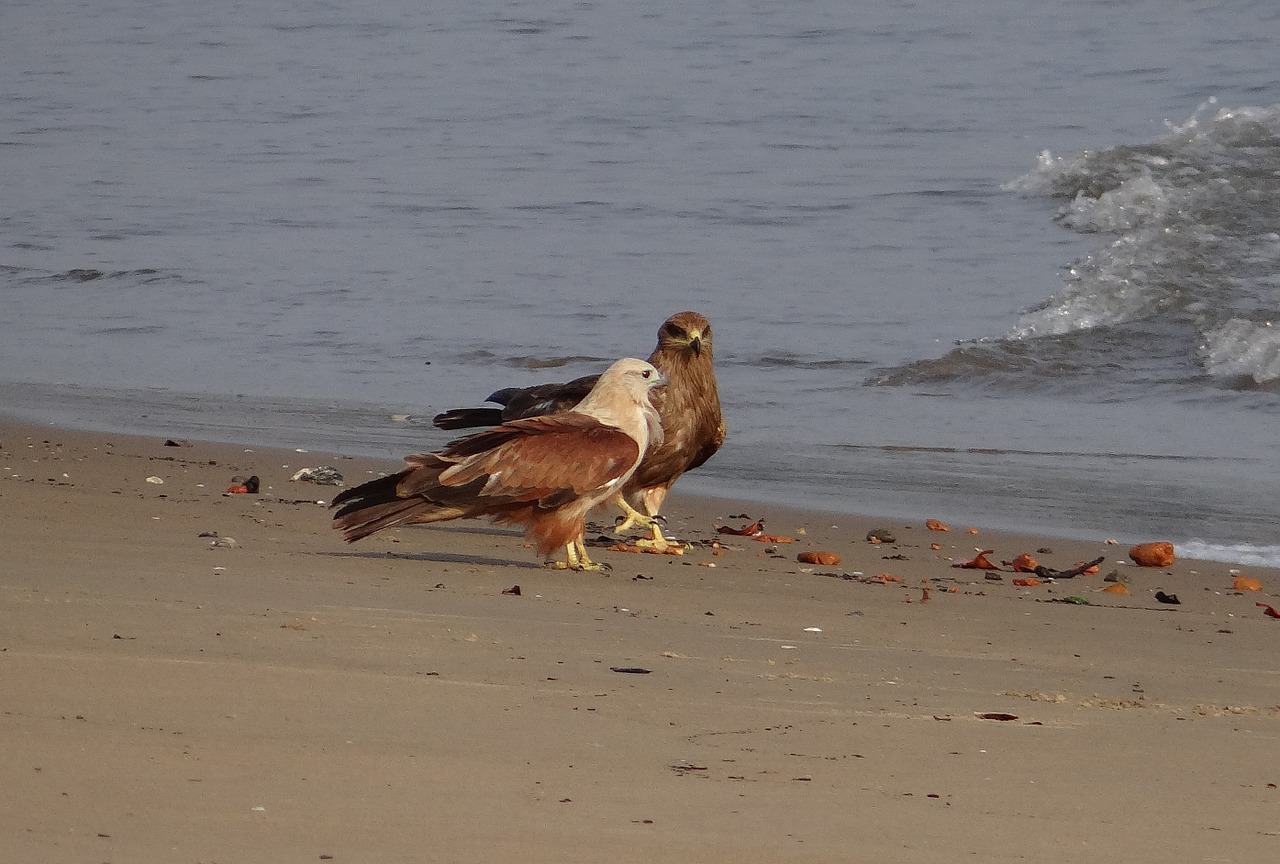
[432,312,726,548]
[333,358,666,571]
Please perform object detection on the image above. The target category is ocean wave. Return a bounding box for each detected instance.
[753,353,874,371]
[881,101,1280,393]
[17,267,188,287]
[1176,540,1280,569]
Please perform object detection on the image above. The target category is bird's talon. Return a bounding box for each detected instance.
[612,515,643,535]
[548,561,610,572]
[634,536,684,551]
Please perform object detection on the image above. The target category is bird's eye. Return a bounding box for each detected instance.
[642,369,652,378]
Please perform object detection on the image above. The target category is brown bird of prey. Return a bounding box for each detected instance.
[332,358,666,571]
[432,311,726,549]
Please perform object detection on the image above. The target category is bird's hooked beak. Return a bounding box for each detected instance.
[687,330,703,357]
[653,370,670,388]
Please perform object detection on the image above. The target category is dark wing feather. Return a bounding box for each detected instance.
[431,407,504,430]
[433,375,599,430]
[488,374,598,413]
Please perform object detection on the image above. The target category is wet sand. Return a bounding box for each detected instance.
[2,419,1278,863]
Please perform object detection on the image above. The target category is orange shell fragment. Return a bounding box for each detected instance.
[1102,582,1130,595]
[606,543,684,557]
[1011,577,1042,587]
[1233,575,1263,592]
[797,550,841,566]
[754,534,794,544]
[1007,553,1039,573]
[925,519,951,532]
[952,550,999,570]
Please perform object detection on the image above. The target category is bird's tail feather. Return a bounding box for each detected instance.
[432,407,504,430]
[331,470,461,542]
[333,497,438,543]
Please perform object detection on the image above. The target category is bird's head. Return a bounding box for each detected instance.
[659,311,713,359]
[589,358,668,405]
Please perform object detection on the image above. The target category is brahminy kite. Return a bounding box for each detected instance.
[332,358,666,571]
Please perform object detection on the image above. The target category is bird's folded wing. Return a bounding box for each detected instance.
[402,414,640,503]
[486,374,600,419]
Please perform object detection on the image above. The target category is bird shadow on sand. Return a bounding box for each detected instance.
[318,524,620,570]
[316,548,545,569]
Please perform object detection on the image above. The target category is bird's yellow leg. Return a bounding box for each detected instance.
[618,488,684,551]
[611,493,654,535]
[550,536,608,572]
[640,518,671,549]
[611,494,675,550]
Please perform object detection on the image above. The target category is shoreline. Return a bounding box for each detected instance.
[3,417,1280,861]
[4,383,1279,567]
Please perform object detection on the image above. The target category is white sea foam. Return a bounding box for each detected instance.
[1200,319,1280,384]
[1177,540,1280,570]
[1056,173,1170,234]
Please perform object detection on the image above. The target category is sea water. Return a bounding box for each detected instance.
[3,0,1278,564]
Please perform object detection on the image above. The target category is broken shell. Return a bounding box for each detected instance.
[797,551,841,566]
[1233,575,1263,592]
[925,519,950,532]
[952,550,999,570]
[291,466,344,486]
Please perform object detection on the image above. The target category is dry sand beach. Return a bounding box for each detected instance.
[2,418,1278,863]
